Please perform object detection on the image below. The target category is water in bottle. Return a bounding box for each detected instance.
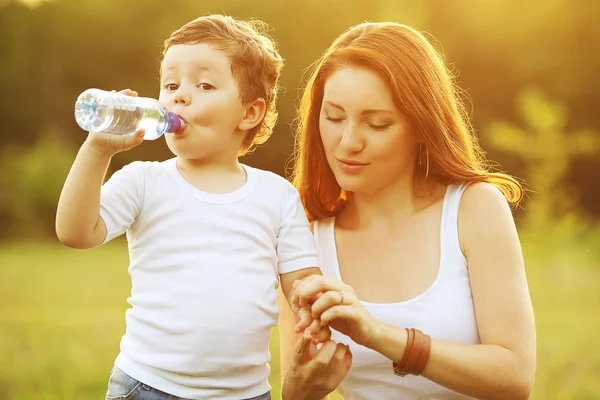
[74,88,182,140]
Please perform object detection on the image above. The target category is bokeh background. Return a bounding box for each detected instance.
[1,0,599,399]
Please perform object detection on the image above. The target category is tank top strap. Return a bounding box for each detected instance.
[440,182,471,264]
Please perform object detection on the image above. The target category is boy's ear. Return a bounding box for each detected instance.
[238,98,267,132]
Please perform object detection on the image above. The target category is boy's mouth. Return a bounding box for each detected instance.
[174,115,188,134]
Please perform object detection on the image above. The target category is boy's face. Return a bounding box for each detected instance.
[159,43,246,161]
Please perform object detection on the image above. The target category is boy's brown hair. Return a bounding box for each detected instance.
[163,14,284,155]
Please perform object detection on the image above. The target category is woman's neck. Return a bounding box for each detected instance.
[339,175,440,230]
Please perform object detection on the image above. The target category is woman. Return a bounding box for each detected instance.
[280,21,536,400]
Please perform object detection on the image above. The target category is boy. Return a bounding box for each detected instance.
[56,15,327,400]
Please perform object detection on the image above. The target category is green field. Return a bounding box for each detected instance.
[1,237,598,399]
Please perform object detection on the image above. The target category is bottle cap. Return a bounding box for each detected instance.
[167,112,182,133]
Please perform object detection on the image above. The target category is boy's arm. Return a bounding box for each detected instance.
[277,203,334,400]
[277,286,331,400]
[56,140,112,248]
[276,186,322,304]
[56,89,145,248]
[279,267,321,306]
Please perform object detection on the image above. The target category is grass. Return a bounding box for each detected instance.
[0,232,598,399]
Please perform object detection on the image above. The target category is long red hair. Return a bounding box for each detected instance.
[291,22,523,222]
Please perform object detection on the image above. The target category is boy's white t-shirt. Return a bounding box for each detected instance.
[99,158,318,399]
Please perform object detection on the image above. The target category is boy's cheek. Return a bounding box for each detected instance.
[158,92,170,104]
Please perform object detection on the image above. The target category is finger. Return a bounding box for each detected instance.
[295,276,347,307]
[290,278,315,309]
[342,345,353,370]
[320,305,355,327]
[292,288,323,312]
[118,88,138,97]
[290,298,301,318]
[303,318,321,339]
[327,343,352,374]
[311,290,352,318]
[130,129,145,145]
[312,325,332,345]
[295,306,312,333]
[293,332,313,364]
[290,281,302,311]
[294,274,322,307]
[328,343,349,369]
[121,129,145,150]
[307,340,338,373]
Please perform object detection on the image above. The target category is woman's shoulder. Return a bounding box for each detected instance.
[460,181,508,213]
[457,182,515,254]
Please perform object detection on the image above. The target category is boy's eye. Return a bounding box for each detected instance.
[198,83,215,91]
[165,83,178,91]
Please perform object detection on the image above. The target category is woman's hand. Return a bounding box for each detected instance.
[292,275,381,348]
[282,334,352,400]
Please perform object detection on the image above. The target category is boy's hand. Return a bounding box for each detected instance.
[84,89,145,157]
[293,295,332,345]
[304,317,332,345]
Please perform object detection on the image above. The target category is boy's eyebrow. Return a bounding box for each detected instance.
[163,64,213,73]
[324,101,394,115]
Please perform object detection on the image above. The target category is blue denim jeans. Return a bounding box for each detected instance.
[106,366,271,400]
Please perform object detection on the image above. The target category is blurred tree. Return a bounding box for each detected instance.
[486,86,600,232]
[0,129,75,240]
[1,0,600,239]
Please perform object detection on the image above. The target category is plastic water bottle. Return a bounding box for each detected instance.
[74,88,182,140]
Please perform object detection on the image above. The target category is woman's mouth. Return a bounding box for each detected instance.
[336,158,370,174]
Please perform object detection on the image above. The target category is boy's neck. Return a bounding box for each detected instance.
[176,156,242,174]
[175,156,247,194]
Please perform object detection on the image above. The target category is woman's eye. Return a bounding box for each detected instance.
[368,123,392,130]
[325,116,345,123]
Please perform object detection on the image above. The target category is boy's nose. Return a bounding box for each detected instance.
[173,89,191,105]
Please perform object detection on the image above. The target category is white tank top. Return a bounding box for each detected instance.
[313,183,479,400]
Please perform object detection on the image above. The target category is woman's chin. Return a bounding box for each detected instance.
[337,179,367,194]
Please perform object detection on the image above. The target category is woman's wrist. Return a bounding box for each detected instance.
[367,321,408,362]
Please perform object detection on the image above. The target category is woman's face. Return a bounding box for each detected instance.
[319,66,418,194]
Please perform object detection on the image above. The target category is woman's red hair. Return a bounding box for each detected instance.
[291,22,523,222]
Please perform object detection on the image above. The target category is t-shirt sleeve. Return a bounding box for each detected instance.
[276,186,319,274]
[99,161,144,244]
